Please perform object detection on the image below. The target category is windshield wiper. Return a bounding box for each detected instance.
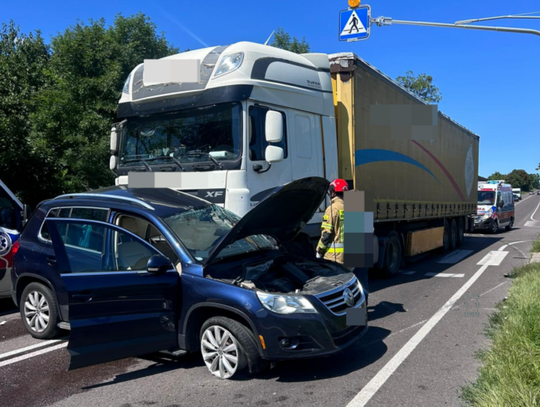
[183,152,223,170]
[122,158,153,171]
[122,156,185,171]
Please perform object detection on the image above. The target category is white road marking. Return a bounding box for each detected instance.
[399,271,416,275]
[498,245,508,251]
[0,343,67,368]
[0,339,64,361]
[508,241,528,246]
[524,220,540,228]
[358,319,428,349]
[346,263,492,407]
[425,272,464,278]
[479,281,508,297]
[477,251,509,266]
[437,250,473,264]
[530,200,540,221]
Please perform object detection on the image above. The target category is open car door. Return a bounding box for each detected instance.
[46,218,180,370]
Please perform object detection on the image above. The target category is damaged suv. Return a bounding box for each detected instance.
[12,177,367,379]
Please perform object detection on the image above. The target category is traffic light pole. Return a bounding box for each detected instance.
[372,16,540,37]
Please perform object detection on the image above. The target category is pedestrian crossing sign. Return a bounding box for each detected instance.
[339,6,371,41]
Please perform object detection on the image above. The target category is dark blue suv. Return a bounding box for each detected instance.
[12,177,367,379]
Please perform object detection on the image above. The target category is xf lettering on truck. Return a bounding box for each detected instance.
[205,191,224,198]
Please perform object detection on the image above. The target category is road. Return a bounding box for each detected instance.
[1,194,539,407]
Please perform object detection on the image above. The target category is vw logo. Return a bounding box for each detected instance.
[343,287,355,307]
[0,232,12,257]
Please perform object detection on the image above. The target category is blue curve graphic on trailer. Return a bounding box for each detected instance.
[355,149,441,184]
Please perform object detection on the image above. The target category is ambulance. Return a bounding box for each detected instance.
[0,180,25,298]
[475,181,515,233]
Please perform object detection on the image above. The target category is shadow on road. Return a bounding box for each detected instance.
[368,234,504,295]
[0,298,17,317]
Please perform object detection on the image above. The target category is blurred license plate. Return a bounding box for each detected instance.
[346,307,367,326]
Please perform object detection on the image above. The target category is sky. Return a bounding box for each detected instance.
[3,0,539,177]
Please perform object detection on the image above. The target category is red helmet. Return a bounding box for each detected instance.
[330,179,349,193]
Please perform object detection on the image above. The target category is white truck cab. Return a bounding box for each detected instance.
[111,42,337,238]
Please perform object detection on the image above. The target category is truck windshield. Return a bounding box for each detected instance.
[119,102,242,170]
[478,191,495,205]
[162,205,278,263]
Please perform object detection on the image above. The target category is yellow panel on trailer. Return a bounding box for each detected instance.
[329,53,479,223]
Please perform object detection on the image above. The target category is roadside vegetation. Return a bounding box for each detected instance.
[463,238,540,406]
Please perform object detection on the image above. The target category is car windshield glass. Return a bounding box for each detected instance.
[119,102,242,169]
[478,191,495,205]
[162,205,278,262]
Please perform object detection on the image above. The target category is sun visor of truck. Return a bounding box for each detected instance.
[204,177,329,266]
[130,45,230,101]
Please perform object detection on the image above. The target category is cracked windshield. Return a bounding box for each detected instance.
[120,102,242,169]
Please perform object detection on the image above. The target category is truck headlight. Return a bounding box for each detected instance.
[214,52,244,78]
[256,292,317,315]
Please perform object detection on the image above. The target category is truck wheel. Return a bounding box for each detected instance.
[200,317,267,379]
[490,220,499,234]
[505,218,514,231]
[450,219,458,250]
[382,232,402,277]
[20,282,60,339]
[457,217,465,246]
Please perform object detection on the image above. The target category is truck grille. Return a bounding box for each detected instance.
[315,277,363,315]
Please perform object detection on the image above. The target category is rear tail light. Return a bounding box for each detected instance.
[11,240,20,255]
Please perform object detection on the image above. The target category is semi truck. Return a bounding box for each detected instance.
[512,187,521,201]
[109,42,479,276]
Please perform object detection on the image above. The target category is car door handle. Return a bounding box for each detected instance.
[47,257,57,266]
[72,292,93,301]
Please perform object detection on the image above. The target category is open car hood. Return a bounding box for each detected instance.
[204,177,329,265]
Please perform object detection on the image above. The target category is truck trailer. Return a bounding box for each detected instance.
[110,42,479,276]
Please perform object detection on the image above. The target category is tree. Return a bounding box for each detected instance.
[396,71,442,104]
[488,172,506,181]
[531,173,540,190]
[23,14,178,206]
[537,163,540,171]
[270,28,310,54]
[505,169,531,192]
[0,21,50,204]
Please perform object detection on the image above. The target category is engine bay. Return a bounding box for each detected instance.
[206,253,355,295]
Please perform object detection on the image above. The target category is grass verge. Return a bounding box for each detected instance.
[532,239,540,253]
[462,258,540,406]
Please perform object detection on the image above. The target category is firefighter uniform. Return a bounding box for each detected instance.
[317,196,344,264]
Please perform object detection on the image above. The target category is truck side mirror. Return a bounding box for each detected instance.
[110,126,119,154]
[109,155,118,170]
[265,145,284,163]
[265,111,283,143]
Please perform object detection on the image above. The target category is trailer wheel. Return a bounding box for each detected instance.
[450,218,458,250]
[382,232,402,277]
[457,217,465,246]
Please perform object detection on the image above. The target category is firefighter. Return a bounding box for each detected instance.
[316,179,347,264]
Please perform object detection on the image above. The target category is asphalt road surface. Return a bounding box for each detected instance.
[1,195,539,407]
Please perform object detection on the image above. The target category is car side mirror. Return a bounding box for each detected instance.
[265,145,284,163]
[22,204,31,227]
[147,255,173,275]
[265,111,283,143]
[498,201,504,208]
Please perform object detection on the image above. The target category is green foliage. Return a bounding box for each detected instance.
[487,170,540,191]
[270,28,310,54]
[487,172,505,181]
[0,21,51,203]
[0,14,178,206]
[396,70,442,104]
[462,261,540,406]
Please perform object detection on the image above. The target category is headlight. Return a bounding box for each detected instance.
[256,292,317,315]
[483,208,493,218]
[214,52,244,78]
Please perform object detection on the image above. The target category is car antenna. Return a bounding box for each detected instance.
[264,30,275,45]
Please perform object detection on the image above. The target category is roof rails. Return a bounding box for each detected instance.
[53,193,154,210]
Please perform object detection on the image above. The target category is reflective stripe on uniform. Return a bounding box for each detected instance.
[327,247,344,253]
[317,241,328,250]
[339,209,344,243]
[321,222,334,230]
